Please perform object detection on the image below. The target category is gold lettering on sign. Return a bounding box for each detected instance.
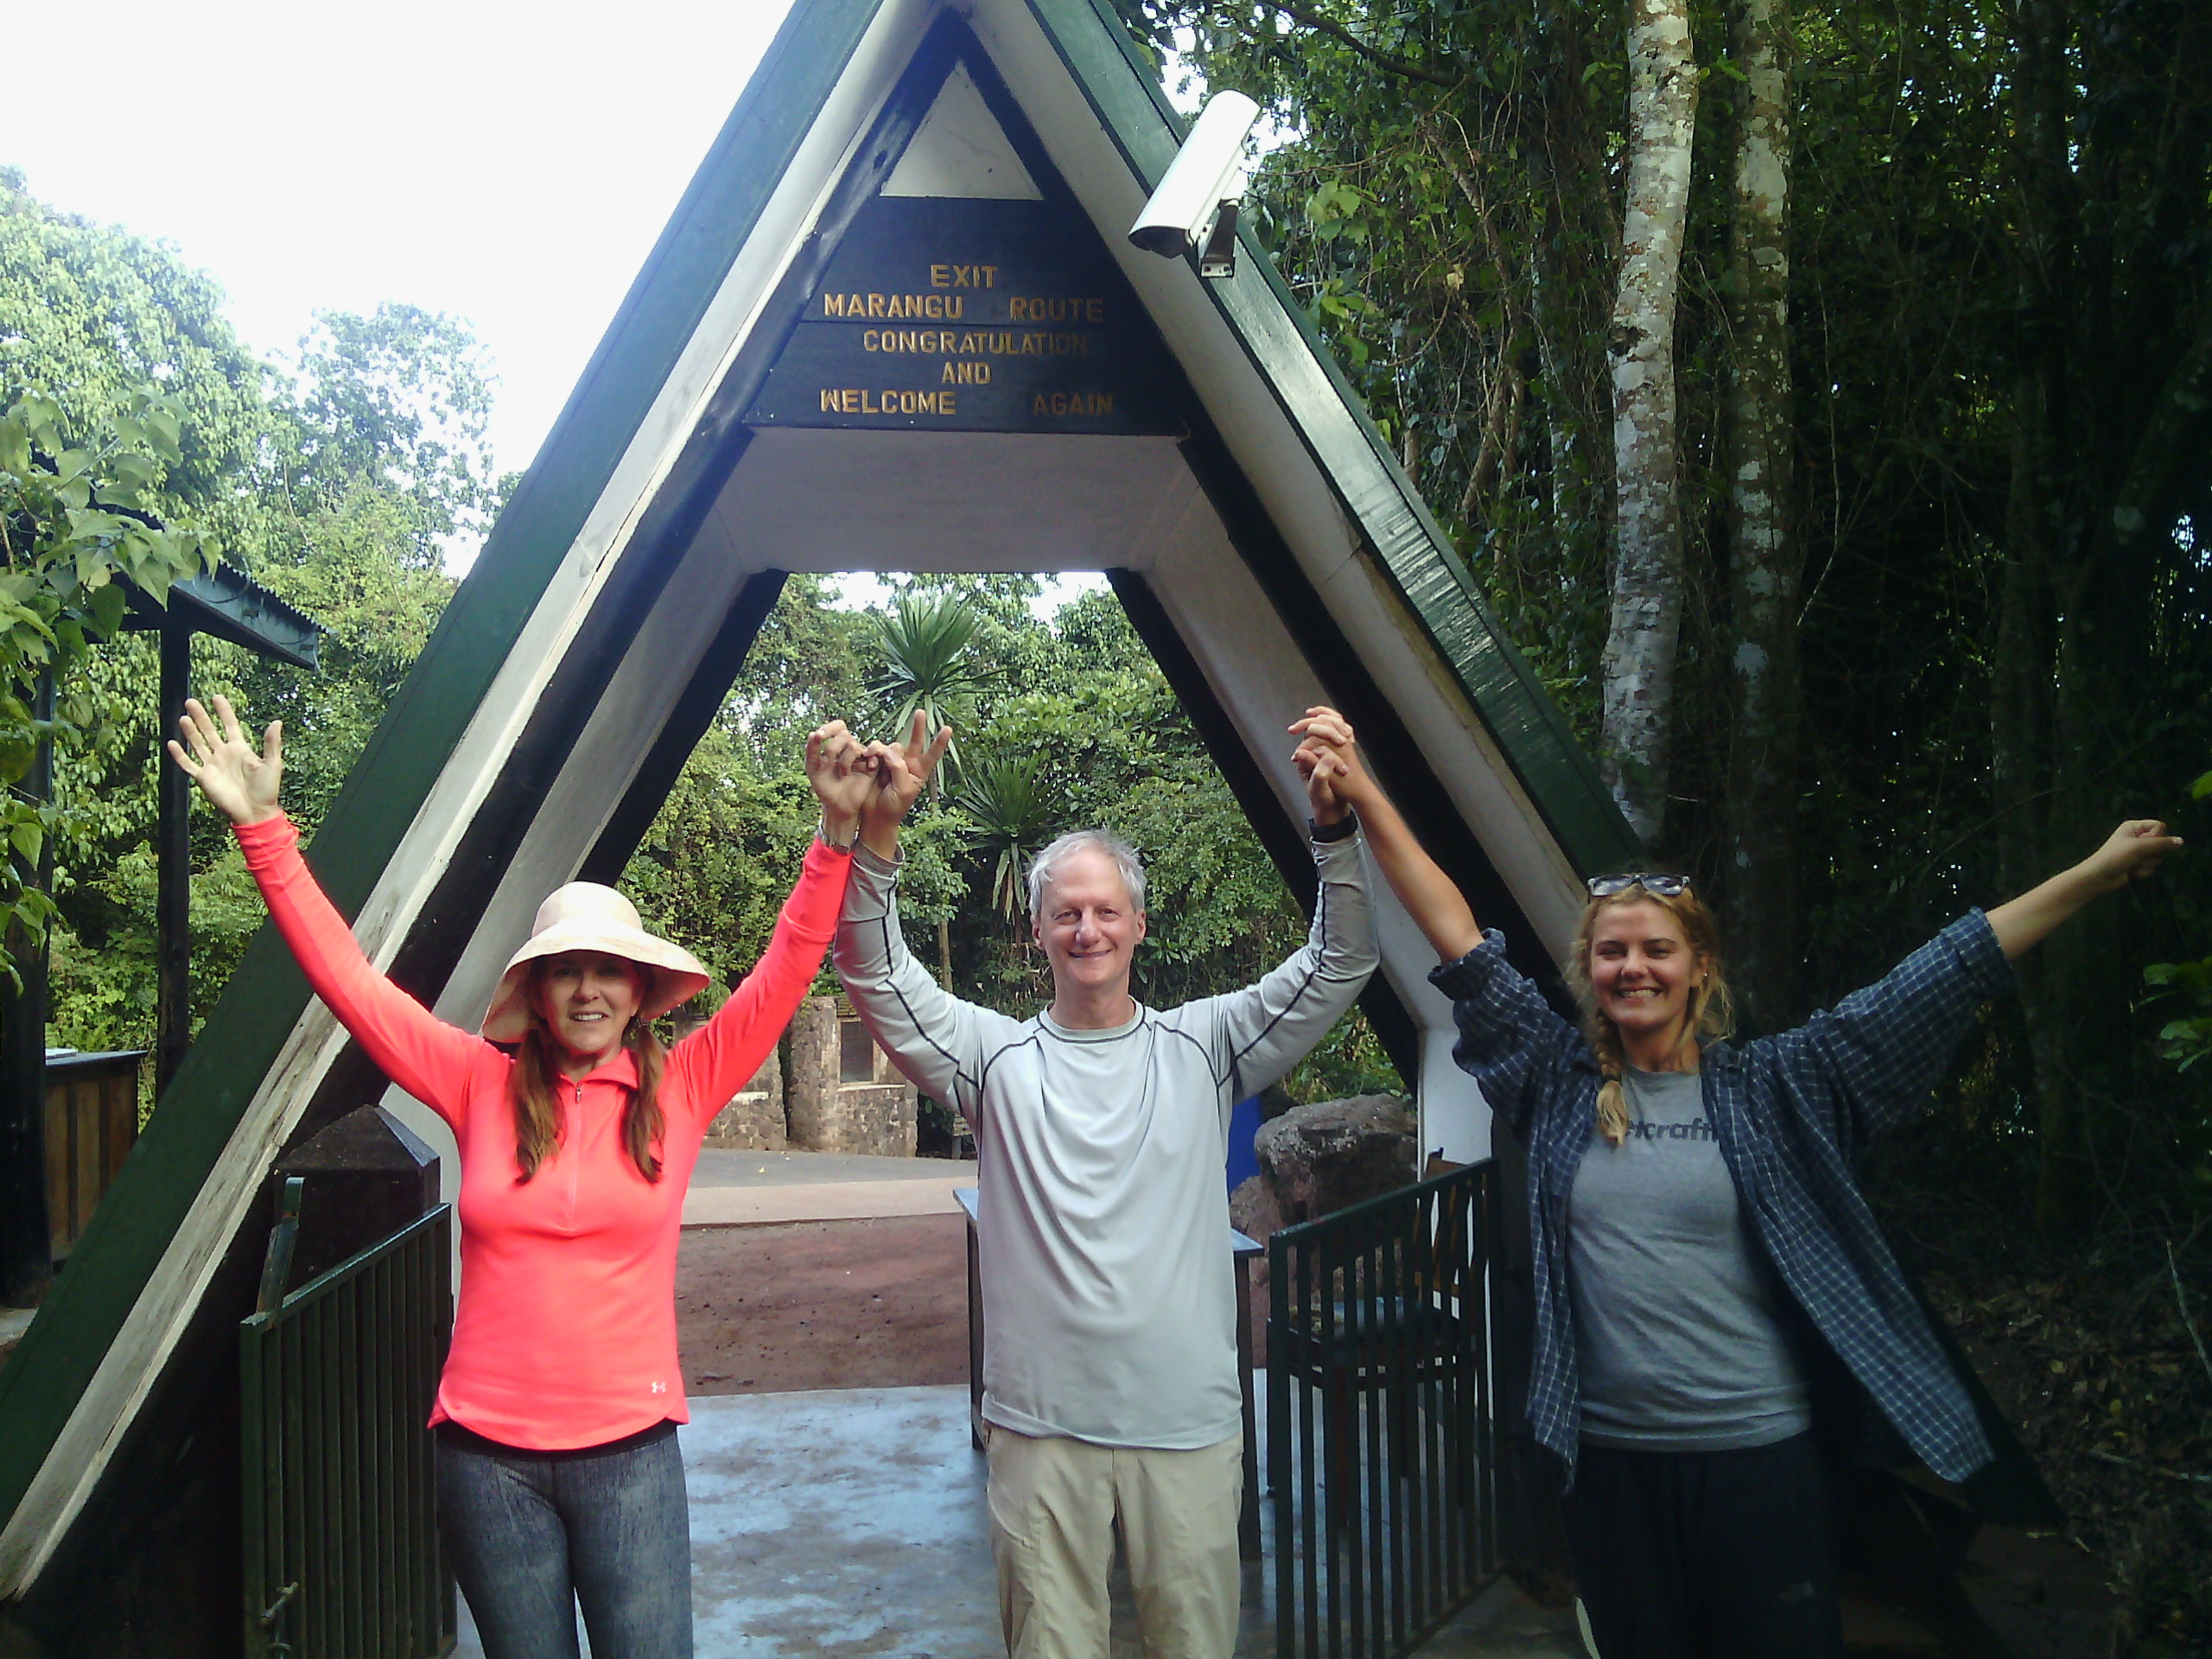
[929,264,1000,288]
[817,388,959,416]
[1031,391,1116,416]
[1007,296,1106,325]
[854,329,1090,358]
[823,293,965,321]
[863,329,968,354]
[942,361,992,385]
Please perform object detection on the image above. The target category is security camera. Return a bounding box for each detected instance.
[1128,91,1261,279]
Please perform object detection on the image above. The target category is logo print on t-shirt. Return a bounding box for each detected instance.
[1624,1116,1715,1142]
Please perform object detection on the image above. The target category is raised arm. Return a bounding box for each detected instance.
[1751,819,2179,1151]
[1292,707,1484,963]
[169,696,487,1124]
[831,715,1011,1119]
[856,709,952,863]
[665,723,865,1114]
[1986,819,2181,958]
[1200,815,1378,1098]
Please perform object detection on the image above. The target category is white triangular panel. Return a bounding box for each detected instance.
[882,60,1042,200]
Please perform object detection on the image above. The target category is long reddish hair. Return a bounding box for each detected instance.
[1568,884,1734,1147]
[506,961,669,1182]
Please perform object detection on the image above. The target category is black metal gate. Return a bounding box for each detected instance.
[1268,1160,1502,1658]
[241,1178,455,1658]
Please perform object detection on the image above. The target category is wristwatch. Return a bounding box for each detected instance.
[1310,810,1360,842]
[817,815,859,853]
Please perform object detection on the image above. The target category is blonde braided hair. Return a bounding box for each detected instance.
[1570,883,1734,1147]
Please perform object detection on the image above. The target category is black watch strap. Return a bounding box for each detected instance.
[1310,810,1360,843]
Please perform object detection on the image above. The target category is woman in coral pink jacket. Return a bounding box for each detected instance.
[171,694,874,1659]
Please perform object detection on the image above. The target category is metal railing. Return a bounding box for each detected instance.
[1268,1160,1501,1659]
[241,1177,455,1658]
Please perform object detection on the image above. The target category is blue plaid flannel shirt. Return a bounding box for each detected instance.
[1430,911,2014,1484]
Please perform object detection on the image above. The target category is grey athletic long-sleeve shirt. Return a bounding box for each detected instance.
[835,833,1377,1449]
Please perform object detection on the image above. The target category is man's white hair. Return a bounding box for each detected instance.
[1027,830,1147,924]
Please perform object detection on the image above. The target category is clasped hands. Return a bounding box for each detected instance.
[804,712,953,857]
[1290,707,1369,824]
[804,705,1370,854]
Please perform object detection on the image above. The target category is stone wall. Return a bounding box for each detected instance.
[781,995,918,1155]
[703,1047,785,1151]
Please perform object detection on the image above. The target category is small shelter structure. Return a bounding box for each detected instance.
[0,564,317,1310]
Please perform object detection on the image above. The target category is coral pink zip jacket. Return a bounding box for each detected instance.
[237,815,851,1449]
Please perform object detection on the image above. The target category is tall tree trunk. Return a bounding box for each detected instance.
[2008,0,2090,1229]
[1529,0,1618,583]
[1720,0,1801,1031]
[1599,0,1698,848]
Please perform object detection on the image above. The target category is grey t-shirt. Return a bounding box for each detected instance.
[1566,1065,1811,1450]
[833,835,1376,1449]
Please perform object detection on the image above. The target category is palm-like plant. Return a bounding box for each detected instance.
[868,591,995,988]
[869,592,995,773]
[953,753,1057,923]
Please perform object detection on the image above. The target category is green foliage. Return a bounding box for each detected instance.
[47,838,264,1054]
[618,575,1403,1101]
[952,752,1054,921]
[0,167,274,535]
[2144,958,2212,1072]
[0,387,217,976]
[284,303,502,555]
[869,589,998,771]
[0,168,487,1037]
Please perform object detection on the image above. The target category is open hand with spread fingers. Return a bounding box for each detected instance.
[167,695,283,827]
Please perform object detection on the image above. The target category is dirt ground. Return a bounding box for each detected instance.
[674,1213,970,1394]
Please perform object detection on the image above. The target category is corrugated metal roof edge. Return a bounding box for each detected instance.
[122,562,321,668]
[1024,0,1641,875]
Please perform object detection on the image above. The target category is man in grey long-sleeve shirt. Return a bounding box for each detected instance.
[823,717,1378,1659]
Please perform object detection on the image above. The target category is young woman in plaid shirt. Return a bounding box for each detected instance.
[1290,707,2177,1659]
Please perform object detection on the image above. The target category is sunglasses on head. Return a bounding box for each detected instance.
[1586,872,1693,899]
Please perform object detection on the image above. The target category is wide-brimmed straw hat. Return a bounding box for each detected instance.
[480,883,711,1043]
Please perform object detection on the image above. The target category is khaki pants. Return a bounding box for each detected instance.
[984,1426,1243,1659]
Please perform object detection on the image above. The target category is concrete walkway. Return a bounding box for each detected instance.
[453,1382,1586,1657]
[683,1148,978,1228]
[478,1149,1586,1653]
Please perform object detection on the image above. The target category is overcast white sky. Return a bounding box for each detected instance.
[2,0,798,480]
[2,0,1112,609]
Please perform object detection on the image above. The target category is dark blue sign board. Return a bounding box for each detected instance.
[746,196,1182,435]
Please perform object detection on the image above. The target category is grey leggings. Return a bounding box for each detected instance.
[435,1420,692,1659]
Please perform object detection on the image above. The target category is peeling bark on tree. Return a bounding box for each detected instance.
[1720,0,1801,1030]
[1599,0,1697,849]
